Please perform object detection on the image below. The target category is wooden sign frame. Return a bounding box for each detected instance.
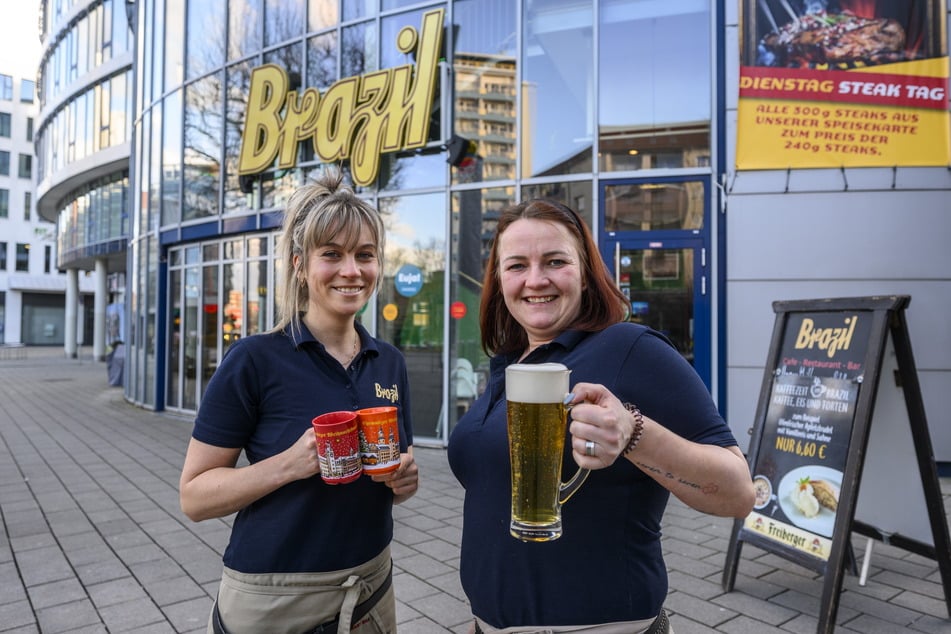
[722,296,951,634]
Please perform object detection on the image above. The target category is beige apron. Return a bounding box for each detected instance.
[209,546,394,634]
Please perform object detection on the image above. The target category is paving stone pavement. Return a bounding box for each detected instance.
[1,347,949,633]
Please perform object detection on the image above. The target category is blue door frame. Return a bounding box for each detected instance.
[598,176,713,390]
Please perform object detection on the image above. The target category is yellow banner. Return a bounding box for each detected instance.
[737,2,950,169]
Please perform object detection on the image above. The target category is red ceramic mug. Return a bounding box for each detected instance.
[312,411,363,484]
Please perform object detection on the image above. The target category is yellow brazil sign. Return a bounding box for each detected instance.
[238,9,444,187]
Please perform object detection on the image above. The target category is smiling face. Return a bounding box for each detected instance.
[299,224,379,325]
[497,218,584,350]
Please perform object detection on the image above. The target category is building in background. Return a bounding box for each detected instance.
[33,1,948,466]
[0,70,86,347]
[34,0,132,360]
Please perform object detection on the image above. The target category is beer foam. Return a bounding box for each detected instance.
[506,363,570,403]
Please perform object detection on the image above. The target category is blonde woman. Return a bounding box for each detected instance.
[180,169,417,634]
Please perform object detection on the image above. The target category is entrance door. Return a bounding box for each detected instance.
[600,178,712,388]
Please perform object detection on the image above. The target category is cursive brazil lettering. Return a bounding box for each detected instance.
[238,9,444,186]
[794,316,857,358]
[375,383,400,403]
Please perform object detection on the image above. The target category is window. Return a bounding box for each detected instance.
[0,112,9,137]
[18,154,31,179]
[26,117,33,142]
[44,245,52,273]
[0,75,11,100]
[24,192,31,221]
[0,189,7,218]
[0,241,6,270]
[15,243,29,272]
[20,79,35,103]
[0,151,8,175]
[598,1,711,171]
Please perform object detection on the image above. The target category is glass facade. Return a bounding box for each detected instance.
[126,0,718,443]
[36,0,134,273]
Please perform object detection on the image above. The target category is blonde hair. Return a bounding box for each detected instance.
[271,168,386,336]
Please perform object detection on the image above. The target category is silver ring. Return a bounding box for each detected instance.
[584,439,596,457]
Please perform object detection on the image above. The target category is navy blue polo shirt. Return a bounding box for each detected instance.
[447,323,738,627]
[192,321,413,574]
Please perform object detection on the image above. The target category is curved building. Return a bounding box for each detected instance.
[109,1,949,462]
[34,0,133,360]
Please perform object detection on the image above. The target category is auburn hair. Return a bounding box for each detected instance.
[479,199,628,356]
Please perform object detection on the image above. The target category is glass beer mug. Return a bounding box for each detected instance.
[506,363,590,542]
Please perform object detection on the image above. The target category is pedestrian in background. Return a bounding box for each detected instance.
[448,199,755,633]
[179,169,418,634]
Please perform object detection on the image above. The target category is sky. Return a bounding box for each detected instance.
[0,0,42,79]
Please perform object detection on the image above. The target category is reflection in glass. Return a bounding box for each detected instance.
[151,0,165,99]
[522,0,593,178]
[160,90,182,226]
[247,240,268,336]
[165,0,184,88]
[186,0,225,79]
[604,181,704,232]
[183,265,200,410]
[168,268,182,409]
[377,152,447,192]
[111,72,131,147]
[375,192,446,441]
[380,10,425,69]
[229,0,263,61]
[343,0,374,21]
[451,0,517,187]
[184,74,223,220]
[224,63,255,215]
[146,236,158,404]
[222,261,243,351]
[138,111,151,234]
[150,100,162,230]
[307,32,339,90]
[201,264,220,396]
[447,185,514,436]
[342,21,378,77]
[382,0,423,11]
[520,181,594,230]
[598,1,711,171]
[264,43,303,80]
[308,0,338,32]
[262,168,303,210]
[265,0,304,47]
[618,247,694,360]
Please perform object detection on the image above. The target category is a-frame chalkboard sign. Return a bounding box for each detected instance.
[722,296,951,634]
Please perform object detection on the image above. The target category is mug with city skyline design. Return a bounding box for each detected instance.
[312,411,362,484]
[356,406,401,475]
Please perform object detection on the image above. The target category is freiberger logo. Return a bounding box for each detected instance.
[794,316,857,358]
[238,9,444,187]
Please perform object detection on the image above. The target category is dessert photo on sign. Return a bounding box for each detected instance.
[746,0,934,69]
[777,465,843,537]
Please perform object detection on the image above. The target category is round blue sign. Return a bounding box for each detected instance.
[394,264,424,297]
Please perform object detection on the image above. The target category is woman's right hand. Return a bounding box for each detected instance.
[284,427,323,481]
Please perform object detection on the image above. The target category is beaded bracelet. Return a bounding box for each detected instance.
[622,403,644,456]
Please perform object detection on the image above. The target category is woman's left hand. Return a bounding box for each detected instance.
[566,382,634,469]
[369,449,419,503]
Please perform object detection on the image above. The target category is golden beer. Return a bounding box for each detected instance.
[508,400,567,536]
[506,363,589,542]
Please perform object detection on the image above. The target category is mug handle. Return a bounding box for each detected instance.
[559,397,590,504]
[559,466,590,504]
